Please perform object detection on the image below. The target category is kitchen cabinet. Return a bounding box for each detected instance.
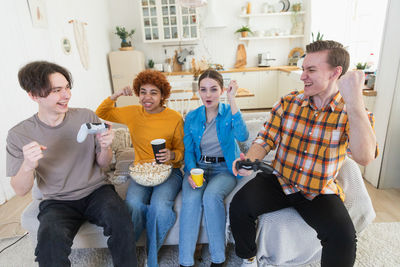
[223,72,258,109]
[258,71,278,108]
[139,0,199,43]
[165,68,304,110]
[363,95,376,112]
[278,70,303,98]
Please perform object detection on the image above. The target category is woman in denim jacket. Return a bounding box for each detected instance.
[179,69,249,266]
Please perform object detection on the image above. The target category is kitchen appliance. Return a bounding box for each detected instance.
[154,63,163,72]
[177,48,194,65]
[258,52,275,67]
[366,74,376,89]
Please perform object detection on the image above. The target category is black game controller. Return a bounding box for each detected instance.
[235,159,274,174]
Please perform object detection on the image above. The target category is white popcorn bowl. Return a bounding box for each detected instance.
[129,159,172,187]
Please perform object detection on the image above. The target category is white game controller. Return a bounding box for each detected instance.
[77,123,109,143]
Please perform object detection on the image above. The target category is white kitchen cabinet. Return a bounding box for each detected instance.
[139,0,199,43]
[108,50,145,107]
[278,70,303,98]
[166,69,305,110]
[363,95,376,112]
[257,71,278,108]
[223,72,258,109]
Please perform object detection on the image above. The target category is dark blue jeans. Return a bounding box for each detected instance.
[35,184,137,267]
[229,172,356,267]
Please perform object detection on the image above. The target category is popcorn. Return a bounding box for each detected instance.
[129,161,172,186]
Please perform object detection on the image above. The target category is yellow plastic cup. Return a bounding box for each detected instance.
[190,168,204,188]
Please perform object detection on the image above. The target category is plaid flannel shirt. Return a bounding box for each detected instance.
[255,91,376,201]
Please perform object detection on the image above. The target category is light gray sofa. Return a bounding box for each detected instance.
[21,112,376,266]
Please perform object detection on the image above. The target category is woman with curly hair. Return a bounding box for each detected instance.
[96,69,184,267]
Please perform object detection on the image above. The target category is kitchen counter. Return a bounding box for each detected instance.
[163,66,301,76]
[164,66,376,98]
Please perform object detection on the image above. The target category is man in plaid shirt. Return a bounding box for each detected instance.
[229,40,377,267]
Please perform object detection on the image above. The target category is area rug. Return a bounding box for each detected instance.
[0,222,399,267]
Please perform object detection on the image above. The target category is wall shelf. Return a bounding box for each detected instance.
[239,35,304,41]
[239,11,305,18]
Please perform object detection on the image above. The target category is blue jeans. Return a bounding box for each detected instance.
[179,162,237,266]
[36,185,137,267]
[125,168,183,267]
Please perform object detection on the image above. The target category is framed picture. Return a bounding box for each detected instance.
[61,38,72,55]
[27,0,48,28]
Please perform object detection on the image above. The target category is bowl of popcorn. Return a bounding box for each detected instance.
[129,160,172,187]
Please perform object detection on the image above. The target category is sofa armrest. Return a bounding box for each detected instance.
[336,157,376,232]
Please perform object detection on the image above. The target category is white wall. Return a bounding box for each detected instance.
[0,0,114,203]
[364,0,400,189]
[310,0,387,69]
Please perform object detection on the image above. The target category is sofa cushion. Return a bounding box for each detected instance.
[108,148,135,185]
[238,119,265,153]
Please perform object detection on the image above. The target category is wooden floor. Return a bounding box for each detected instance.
[0,181,399,239]
[364,181,400,222]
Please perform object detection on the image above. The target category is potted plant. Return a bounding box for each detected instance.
[356,62,368,70]
[114,26,135,50]
[235,25,252,38]
[292,3,302,12]
[148,59,155,69]
[311,31,324,42]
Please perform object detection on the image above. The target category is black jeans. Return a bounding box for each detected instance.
[229,173,356,267]
[35,184,137,267]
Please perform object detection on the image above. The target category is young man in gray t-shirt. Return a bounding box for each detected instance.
[6,61,137,267]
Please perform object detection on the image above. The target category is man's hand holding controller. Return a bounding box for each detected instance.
[96,122,114,150]
[233,153,274,177]
[77,122,111,143]
[232,153,253,177]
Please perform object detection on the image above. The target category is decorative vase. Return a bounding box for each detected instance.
[119,39,133,50]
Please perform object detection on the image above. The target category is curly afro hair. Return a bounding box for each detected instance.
[132,70,171,106]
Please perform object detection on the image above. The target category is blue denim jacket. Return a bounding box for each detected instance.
[183,103,249,176]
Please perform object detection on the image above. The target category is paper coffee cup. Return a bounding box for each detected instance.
[190,168,204,188]
[151,139,166,164]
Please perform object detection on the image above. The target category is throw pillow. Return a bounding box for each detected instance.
[109,148,135,185]
[238,119,265,153]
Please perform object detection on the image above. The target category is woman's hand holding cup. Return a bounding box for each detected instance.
[189,168,204,189]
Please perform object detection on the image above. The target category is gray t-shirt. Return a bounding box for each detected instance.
[6,108,107,200]
[200,118,224,157]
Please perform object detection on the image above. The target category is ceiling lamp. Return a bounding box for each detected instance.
[179,0,207,8]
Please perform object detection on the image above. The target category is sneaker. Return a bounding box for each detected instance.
[241,257,258,267]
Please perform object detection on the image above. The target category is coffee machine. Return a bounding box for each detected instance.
[258,52,275,67]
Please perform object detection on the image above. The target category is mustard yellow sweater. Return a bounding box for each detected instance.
[96,98,184,168]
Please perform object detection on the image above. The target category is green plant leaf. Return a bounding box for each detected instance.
[235,25,252,33]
